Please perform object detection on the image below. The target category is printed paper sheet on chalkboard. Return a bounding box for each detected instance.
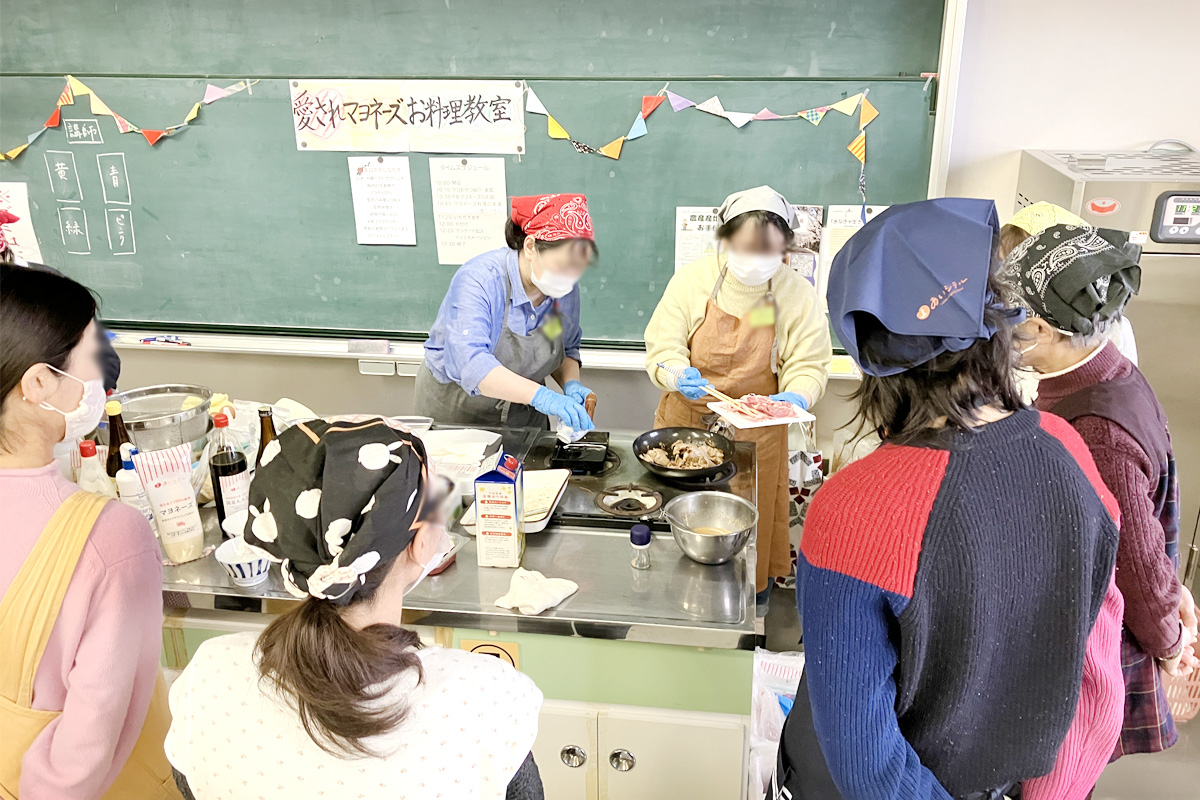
[291,79,525,154]
[429,158,507,265]
[347,157,417,246]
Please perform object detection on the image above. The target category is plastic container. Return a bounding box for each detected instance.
[115,443,154,524]
[209,413,249,524]
[77,440,117,498]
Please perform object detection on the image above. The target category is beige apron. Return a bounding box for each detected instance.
[0,491,181,800]
[654,273,791,593]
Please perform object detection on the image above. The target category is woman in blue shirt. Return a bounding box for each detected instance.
[416,194,598,430]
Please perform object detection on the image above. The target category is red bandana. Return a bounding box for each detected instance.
[510,194,594,242]
[0,210,18,253]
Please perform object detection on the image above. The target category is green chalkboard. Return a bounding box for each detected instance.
[0,2,942,344]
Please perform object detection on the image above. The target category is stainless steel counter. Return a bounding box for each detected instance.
[163,428,758,650]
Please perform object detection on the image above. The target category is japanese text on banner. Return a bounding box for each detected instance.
[291,80,525,154]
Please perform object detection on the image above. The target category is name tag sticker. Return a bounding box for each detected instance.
[749,305,776,328]
[541,316,564,341]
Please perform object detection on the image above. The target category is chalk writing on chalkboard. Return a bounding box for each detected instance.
[105,208,136,256]
[290,80,524,155]
[97,153,132,205]
[63,119,105,145]
[45,151,83,203]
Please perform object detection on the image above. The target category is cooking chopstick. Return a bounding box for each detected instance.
[655,363,761,418]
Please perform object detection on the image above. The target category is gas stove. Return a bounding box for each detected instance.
[522,430,757,531]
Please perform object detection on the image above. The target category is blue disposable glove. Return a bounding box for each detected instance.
[675,367,712,401]
[562,380,595,405]
[531,386,595,431]
[769,391,809,411]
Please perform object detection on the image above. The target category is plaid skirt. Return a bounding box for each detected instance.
[1113,627,1178,759]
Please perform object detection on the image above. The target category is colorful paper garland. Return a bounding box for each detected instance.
[0,75,257,161]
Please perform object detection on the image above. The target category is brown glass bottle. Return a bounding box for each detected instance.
[105,400,133,477]
[255,407,277,468]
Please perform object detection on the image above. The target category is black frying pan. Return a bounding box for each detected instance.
[633,427,735,480]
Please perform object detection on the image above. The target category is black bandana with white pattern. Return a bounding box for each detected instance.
[242,418,432,605]
[1001,224,1141,335]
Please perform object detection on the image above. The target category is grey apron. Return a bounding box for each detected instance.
[416,267,565,428]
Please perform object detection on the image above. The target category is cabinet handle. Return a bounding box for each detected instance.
[560,745,587,768]
[608,749,636,772]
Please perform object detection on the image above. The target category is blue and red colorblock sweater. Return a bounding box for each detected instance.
[798,409,1120,799]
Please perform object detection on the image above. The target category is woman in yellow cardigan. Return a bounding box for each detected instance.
[644,186,831,611]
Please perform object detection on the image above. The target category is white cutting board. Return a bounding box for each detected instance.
[460,469,570,533]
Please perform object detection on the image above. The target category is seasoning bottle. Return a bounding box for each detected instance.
[115,443,154,524]
[209,413,250,525]
[77,440,117,498]
[104,400,133,477]
[630,523,652,570]
[254,406,277,469]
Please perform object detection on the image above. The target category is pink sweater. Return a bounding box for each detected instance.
[0,464,164,800]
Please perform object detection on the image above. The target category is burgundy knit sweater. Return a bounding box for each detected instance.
[1037,342,1183,755]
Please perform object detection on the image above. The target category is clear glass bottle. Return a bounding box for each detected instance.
[630,523,651,570]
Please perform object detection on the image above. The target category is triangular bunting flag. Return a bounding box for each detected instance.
[627,113,648,140]
[45,107,61,128]
[185,102,202,123]
[666,91,695,112]
[570,140,597,155]
[203,84,231,104]
[27,127,48,145]
[112,114,137,134]
[859,97,879,130]
[4,144,29,160]
[164,125,187,136]
[222,80,248,94]
[801,108,827,126]
[830,93,863,116]
[89,93,113,117]
[56,82,73,107]
[547,115,569,140]
[696,96,725,116]
[753,108,782,121]
[723,111,755,128]
[598,136,625,159]
[141,129,166,146]
[847,131,866,164]
[66,76,92,96]
[641,95,665,119]
[525,87,548,116]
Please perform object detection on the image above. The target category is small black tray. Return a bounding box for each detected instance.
[550,431,610,473]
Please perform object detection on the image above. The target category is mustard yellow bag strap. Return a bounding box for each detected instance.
[0,491,110,707]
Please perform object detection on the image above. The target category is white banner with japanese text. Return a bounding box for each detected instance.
[289,79,525,154]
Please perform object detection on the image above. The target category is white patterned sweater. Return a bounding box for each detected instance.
[165,632,541,800]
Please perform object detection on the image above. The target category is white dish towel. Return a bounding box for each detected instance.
[495,568,579,615]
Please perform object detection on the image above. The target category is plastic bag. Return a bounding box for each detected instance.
[748,648,806,799]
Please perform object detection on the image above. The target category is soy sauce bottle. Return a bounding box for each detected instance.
[209,413,249,525]
[254,407,277,469]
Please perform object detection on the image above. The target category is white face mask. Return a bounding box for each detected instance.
[530,251,578,299]
[403,525,454,596]
[31,364,106,444]
[725,250,783,286]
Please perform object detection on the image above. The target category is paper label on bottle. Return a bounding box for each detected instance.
[219,471,250,518]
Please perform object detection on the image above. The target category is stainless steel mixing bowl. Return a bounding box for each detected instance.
[663,491,758,565]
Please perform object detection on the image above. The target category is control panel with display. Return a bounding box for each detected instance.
[1151,192,1200,244]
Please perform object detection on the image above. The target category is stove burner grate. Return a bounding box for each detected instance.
[595,483,664,517]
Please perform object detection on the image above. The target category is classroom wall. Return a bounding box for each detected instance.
[115,0,1200,467]
[945,0,1200,217]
